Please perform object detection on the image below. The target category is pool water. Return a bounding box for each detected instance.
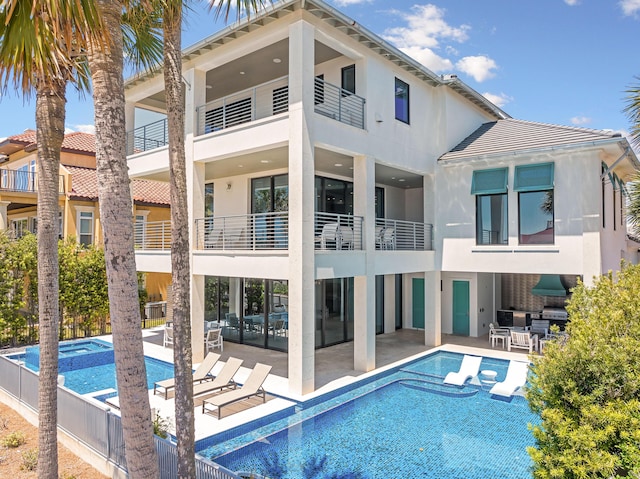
[17,340,174,396]
[198,351,538,479]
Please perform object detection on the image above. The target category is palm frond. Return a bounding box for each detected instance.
[623,76,640,149]
[209,0,271,22]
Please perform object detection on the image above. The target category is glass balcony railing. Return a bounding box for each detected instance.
[0,169,65,194]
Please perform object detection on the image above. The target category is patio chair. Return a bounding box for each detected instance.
[269,319,286,337]
[489,323,510,349]
[163,325,174,348]
[338,226,354,250]
[202,363,272,419]
[489,360,530,397]
[316,222,340,250]
[443,354,482,386]
[375,225,385,250]
[508,330,539,353]
[193,357,243,397]
[154,352,221,399]
[205,328,223,352]
[381,227,395,250]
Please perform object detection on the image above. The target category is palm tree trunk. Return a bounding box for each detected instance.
[35,79,65,479]
[163,4,196,477]
[89,1,159,477]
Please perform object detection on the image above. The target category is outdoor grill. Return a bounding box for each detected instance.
[541,306,568,330]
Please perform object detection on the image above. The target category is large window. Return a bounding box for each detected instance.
[472,168,508,245]
[204,182,214,217]
[515,163,554,245]
[77,210,94,246]
[395,78,410,124]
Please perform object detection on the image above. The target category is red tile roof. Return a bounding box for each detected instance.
[66,166,170,206]
[3,129,96,155]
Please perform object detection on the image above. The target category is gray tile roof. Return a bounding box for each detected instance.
[439,119,622,162]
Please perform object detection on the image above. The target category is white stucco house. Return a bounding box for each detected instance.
[124,0,639,395]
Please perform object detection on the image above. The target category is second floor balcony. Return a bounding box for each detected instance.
[0,169,65,194]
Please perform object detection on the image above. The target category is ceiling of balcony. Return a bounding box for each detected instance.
[203,147,423,189]
[140,39,342,109]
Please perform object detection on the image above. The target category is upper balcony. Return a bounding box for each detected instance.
[127,76,366,158]
[0,169,65,195]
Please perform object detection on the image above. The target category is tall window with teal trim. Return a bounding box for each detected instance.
[514,163,554,244]
[472,168,508,245]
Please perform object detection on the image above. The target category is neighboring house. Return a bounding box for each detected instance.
[122,0,639,395]
[0,130,172,302]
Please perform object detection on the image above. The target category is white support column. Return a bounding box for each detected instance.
[125,102,135,135]
[185,68,208,362]
[353,154,375,371]
[288,20,316,395]
[383,274,396,333]
[424,270,442,347]
[0,201,9,231]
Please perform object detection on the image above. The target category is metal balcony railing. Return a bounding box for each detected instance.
[0,169,65,194]
[314,78,366,129]
[134,220,171,250]
[195,211,289,250]
[314,213,363,250]
[196,76,289,136]
[375,218,433,251]
[126,118,168,155]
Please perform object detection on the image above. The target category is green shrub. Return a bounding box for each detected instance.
[21,448,37,471]
[153,412,170,439]
[1,431,25,448]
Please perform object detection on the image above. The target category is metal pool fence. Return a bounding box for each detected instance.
[0,355,241,479]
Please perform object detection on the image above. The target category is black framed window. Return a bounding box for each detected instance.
[341,65,355,94]
[395,78,410,124]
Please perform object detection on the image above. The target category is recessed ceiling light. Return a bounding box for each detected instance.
[398,178,405,182]
[239,71,245,75]
[206,85,212,89]
[238,164,244,168]
[273,58,281,63]
[391,176,396,180]
[334,163,342,167]
[260,160,270,164]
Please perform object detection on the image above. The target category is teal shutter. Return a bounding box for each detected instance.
[514,162,554,191]
[471,167,508,195]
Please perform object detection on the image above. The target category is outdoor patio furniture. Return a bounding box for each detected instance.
[193,357,243,397]
[489,323,510,349]
[443,354,482,386]
[163,325,174,348]
[154,352,221,399]
[202,363,272,419]
[381,227,395,250]
[489,360,529,397]
[508,330,539,353]
[205,328,224,352]
[269,319,286,337]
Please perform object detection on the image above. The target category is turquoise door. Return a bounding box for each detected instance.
[412,278,425,329]
[452,280,470,336]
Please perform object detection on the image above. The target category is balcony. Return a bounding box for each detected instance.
[126,118,168,156]
[375,218,433,251]
[0,169,65,194]
[134,220,171,250]
[196,77,289,136]
[314,78,366,129]
[195,212,289,251]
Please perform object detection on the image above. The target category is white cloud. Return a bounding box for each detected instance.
[383,5,470,50]
[620,0,640,16]
[570,116,592,126]
[482,92,512,108]
[65,124,96,135]
[399,46,453,73]
[455,55,498,82]
[564,0,580,6]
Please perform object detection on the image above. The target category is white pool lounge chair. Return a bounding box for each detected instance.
[489,360,530,397]
[154,352,221,399]
[193,357,243,397]
[443,355,482,386]
[202,363,272,419]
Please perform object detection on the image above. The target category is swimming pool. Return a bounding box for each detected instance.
[15,339,174,396]
[198,351,538,479]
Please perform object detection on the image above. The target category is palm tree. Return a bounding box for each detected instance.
[88,1,163,477]
[0,3,103,478]
[624,77,640,236]
[161,1,266,476]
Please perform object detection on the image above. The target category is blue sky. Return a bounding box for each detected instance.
[1,0,639,141]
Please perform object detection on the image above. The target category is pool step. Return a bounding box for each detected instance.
[398,378,478,398]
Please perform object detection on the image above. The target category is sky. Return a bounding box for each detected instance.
[0,0,639,141]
